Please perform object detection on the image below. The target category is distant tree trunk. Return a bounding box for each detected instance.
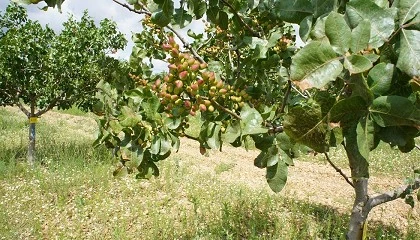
[27,101,36,165]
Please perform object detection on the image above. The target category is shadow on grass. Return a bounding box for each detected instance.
[182,195,418,240]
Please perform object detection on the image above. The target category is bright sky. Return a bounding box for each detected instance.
[0,0,205,71]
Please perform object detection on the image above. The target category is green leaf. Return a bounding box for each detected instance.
[119,106,142,127]
[151,11,171,27]
[240,105,268,135]
[272,0,313,24]
[312,0,337,18]
[377,126,419,150]
[173,8,192,28]
[136,160,159,179]
[346,0,396,48]
[349,74,374,104]
[243,37,269,59]
[141,95,161,121]
[291,41,343,90]
[351,20,371,53]
[356,115,376,160]
[283,104,329,153]
[344,55,373,74]
[396,29,420,77]
[395,0,420,25]
[330,96,368,124]
[206,122,221,149]
[325,12,351,54]
[165,117,182,129]
[370,96,420,127]
[299,16,313,42]
[190,0,207,19]
[222,121,241,143]
[367,63,394,96]
[266,161,288,193]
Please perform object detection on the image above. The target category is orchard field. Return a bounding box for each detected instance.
[0,106,418,239]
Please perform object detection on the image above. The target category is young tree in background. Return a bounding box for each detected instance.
[0,3,127,163]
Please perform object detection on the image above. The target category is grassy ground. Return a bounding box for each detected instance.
[0,107,419,239]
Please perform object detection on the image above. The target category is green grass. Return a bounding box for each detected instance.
[0,107,419,239]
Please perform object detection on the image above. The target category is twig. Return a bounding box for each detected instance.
[111,0,149,15]
[165,25,205,63]
[415,144,420,150]
[201,96,241,120]
[112,0,205,63]
[367,178,420,210]
[184,134,199,141]
[235,49,241,82]
[278,80,292,115]
[220,0,260,37]
[324,152,355,188]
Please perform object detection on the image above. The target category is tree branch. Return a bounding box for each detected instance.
[184,134,199,141]
[111,0,150,15]
[112,0,205,64]
[201,96,242,120]
[17,101,30,117]
[277,79,292,115]
[324,152,355,188]
[220,0,260,37]
[367,178,420,209]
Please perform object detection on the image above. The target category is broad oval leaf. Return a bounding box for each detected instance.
[367,63,394,96]
[291,41,343,90]
[344,55,373,74]
[396,29,420,77]
[266,161,288,193]
[346,0,396,48]
[325,12,351,54]
[351,20,371,53]
[370,96,420,127]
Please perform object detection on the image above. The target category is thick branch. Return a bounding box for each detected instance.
[367,178,420,209]
[220,0,260,37]
[112,0,205,64]
[17,101,30,117]
[324,152,355,188]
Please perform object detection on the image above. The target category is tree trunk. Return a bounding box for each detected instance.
[28,121,36,165]
[346,178,369,240]
[343,125,371,240]
[27,102,36,165]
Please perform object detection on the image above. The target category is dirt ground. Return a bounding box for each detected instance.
[175,138,419,231]
[4,106,419,231]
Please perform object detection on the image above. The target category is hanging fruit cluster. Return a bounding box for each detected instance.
[152,34,251,118]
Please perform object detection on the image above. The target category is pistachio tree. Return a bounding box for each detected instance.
[0,3,127,163]
[24,0,419,239]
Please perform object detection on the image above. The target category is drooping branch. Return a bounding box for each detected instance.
[220,0,260,37]
[367,178,420,210]
[112,0,205,64]
[324,152,355,188]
